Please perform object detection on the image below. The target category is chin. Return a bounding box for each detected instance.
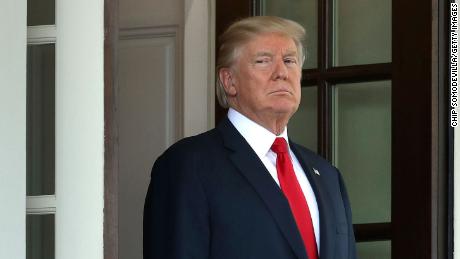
[271,105,298,116]
[271,99,299,112]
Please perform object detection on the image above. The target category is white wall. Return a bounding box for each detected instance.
[0,1,27,258]
[55,1,105,259]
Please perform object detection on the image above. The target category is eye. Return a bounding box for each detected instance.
[255,58,271,64]
[284,58,297,65]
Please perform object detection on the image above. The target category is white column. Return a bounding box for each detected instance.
[0,1,27,259]
[55,1,104,259]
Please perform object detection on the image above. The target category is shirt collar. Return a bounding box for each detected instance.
[227,108,290,157]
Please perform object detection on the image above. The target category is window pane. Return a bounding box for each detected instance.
[27,44,55,196]
[333,81,391,223]
[288,86,317,152]
[333,0,391,66]
[357,241,391,259]
[27,0,55,26]
[262,0,318,69]
[27,214,55,259]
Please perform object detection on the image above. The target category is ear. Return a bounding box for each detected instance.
[218,68,237,96]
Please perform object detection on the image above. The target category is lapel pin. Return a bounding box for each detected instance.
[313,168,320,176]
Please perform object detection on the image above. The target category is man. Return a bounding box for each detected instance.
[144,16,356,259]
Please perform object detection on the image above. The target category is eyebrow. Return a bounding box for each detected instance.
[283,50,298,57]
[254,51,274,58]
[253,50,298,58]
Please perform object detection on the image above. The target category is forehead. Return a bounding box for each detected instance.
[242,33,298,55]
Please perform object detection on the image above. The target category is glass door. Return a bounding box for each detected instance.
[261,0,392,257]
[216,0,448,257]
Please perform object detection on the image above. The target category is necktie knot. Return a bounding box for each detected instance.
[271,137,288,154]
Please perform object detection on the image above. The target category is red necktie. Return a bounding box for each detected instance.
[271,137,318,259]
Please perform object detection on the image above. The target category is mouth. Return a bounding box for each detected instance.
[269,89,292,95]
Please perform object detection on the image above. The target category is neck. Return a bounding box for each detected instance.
[232,107,290,136]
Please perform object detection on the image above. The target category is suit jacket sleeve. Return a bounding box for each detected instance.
[338,171,357,258]
[143,151,210,259]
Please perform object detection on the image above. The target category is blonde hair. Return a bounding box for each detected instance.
[216,16,306,108]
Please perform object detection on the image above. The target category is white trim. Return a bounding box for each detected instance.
[183,0,215,136]
[119,25,183,143]
[207,0,216,129]
[27,25,56,44]
[119,26,177,39]
[26,195,56,214]
[119,0,216,139]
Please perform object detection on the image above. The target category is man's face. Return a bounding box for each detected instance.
[222,33,302,123]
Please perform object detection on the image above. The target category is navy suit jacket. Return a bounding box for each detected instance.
[144,118,357,259]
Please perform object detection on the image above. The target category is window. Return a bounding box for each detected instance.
[259,1,392,256]
[26,1,56,258]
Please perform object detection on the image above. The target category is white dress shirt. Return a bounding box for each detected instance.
[227,108,320,250]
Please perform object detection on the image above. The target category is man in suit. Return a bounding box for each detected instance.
[144,16,356,259]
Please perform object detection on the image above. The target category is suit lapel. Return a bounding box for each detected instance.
[290,142,336,259]
[217,118,308,259]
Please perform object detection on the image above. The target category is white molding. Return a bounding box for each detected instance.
[27,25,56,44]
[183,0,215,137]
[119,26,178,40]
[119,25,183,143]
[119,2,216,139]
[26,195,56,214]
[207,0,216,129]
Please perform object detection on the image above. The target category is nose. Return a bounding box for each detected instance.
[272,58,288,80]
